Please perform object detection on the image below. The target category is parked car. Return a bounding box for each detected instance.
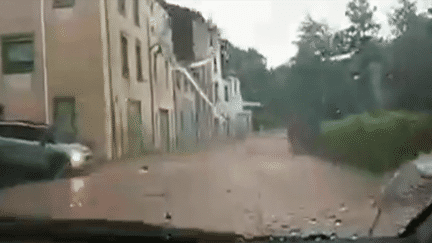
[412,153,432,179]
[0,121,93,182]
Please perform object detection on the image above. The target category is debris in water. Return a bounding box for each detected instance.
[139,166,149,174]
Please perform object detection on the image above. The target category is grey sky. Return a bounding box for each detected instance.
[168,0,432,69]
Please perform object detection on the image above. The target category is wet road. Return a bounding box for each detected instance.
[0,134,430,239]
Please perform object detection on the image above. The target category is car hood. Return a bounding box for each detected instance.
[52,143,92,154]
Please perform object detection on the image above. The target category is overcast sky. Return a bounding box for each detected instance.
[167,0,432,69]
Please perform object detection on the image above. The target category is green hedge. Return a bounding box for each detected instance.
[318,110,432,175]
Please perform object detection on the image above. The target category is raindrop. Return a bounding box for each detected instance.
[309,218,317,225]
[279,236,285,242]
[281,224,289,229]
[139,166,148,174]
[289,227,301,237]
[70,203,74,207]
[227,189,231,193]
[166,233,172,240]
[269,236,274,241]
[339,203,348,212]
[328,214,336,219]
[165,212,172,221]
[330,232,338,240]
[350,233,358,240]
[78,202,82,207]
[336,109,341,114]
[335,219,342,227]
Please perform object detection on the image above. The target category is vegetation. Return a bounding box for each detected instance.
[225,0,432,173]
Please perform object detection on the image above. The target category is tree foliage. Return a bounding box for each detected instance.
[387,0,417,39]
[333,0,381,54]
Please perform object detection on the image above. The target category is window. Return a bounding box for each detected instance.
[214,58,217,73]
[224,85,229,102]
[134,0,140,26]
[176,71,181,90]
[118,0,126,16]
[165,61,169,88]
[214,83,219,102]
[180,111,184,130]
[2,36,34,74]
[121,34,129,78]
[153,54,157,82]
[184,78,188,92]
[136,41,143,82]
[53,0,75,8]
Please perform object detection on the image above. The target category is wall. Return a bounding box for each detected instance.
[164,3,194,62]
[102,0,153,158]
[43,0,109,158]
[173,70,196,151]
[148,0,176,152]
[0,0,46,122]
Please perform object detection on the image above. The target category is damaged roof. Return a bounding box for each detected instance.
[155,0,205,21]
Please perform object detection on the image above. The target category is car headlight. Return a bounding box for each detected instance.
[71,151,83,163]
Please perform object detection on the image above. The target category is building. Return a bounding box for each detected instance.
[146,0,176,153]
[0,0,255,160]
[0,0,157,160]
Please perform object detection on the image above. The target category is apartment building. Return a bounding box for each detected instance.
[146,0,176,153]
[0,0,159,160]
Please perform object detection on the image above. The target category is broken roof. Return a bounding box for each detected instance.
[156,0,205,21]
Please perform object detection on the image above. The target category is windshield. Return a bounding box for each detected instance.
[1,0,432,241]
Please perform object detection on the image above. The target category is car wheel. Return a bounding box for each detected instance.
[47,154,69,180]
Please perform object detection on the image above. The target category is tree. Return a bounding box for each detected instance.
[387,0,417,39]
[334,0,381,53]
[294,14,334,59]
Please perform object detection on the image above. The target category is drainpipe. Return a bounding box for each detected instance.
[41,0,49,124]
[146,18,156,144]
[104,0,117,160]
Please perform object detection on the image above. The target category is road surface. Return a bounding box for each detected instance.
[0,133,430,239]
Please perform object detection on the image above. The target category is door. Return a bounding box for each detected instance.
[127,99,143,157]
[53,97,76,144]
[159,109,170,152]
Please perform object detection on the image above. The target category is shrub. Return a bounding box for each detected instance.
[319,110,432,175]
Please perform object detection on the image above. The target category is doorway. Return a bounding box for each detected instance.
[53,97,77,143]
[127,99,143,157]
[159,109,170,152]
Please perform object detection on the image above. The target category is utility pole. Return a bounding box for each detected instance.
[41,0,49,124]
[146,17,156,144]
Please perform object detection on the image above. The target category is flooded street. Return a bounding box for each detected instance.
[0,133,429,239]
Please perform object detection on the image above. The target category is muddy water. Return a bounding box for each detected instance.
[0,134,424,239]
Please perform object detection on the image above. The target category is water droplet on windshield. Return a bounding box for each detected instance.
[227,189,231,193]
[339,203,348,212]
[281,224,289,229]
[350,233,358,240]
[289,227,301,237]
[334,219,342,227]
[166,233,172,240]
[330,232,338,240]
[69,203,74,207]
[327,214,336,219]
[309,218,317,224]
[165,212,172,221]
[139,166,148,174]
